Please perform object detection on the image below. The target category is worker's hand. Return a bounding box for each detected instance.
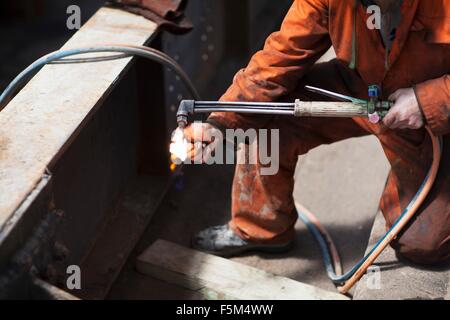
[177,122,224,163]
[383,88,424,130]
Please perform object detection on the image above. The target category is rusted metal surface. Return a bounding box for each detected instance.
[107,0,192,34]
[0,0,299,300]
[0,207,63,299]
[0,7,157,239]
[76,176,168,299]
[31,277,80,300]
[111,0,187,18]
[0,175,53,278]
[0,6,159,298]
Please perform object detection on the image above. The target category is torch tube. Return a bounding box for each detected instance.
[294,100,368,117]
[177,99,372,128]
[194,107,295,115]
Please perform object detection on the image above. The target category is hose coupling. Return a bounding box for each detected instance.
[177,100,195,128]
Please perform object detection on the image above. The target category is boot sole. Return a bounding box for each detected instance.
[191,239,294,258]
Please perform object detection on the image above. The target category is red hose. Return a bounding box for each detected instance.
[297,127,442,294]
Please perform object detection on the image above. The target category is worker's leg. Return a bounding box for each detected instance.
[230,116,369,244]
[230,60,371,244]
[376,131,450,265]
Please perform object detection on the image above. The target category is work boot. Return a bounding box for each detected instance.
[192,224,293,257]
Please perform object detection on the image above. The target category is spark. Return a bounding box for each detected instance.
[170,128,188,163]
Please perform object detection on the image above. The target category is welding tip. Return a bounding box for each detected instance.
[177,100,195,128]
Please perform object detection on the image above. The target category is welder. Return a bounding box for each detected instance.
[181,0,449,265]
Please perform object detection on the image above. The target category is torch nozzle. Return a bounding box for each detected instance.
[177,100,195,129]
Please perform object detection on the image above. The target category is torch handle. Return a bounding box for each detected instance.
[294,100,368,118]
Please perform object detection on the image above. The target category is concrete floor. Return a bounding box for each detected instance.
[355,212,450,300]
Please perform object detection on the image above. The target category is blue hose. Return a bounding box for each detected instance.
[298,136,443,284]
[0,46,200,109]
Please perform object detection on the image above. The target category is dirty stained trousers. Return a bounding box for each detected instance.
[207,0,450,264]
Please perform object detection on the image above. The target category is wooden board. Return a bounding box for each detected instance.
[0,7,158,229]
[136,239,349,300]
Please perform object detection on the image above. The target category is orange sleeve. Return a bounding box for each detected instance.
[207,0,331,130]
[415,75,450,136]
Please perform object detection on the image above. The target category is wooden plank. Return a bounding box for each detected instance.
[136,239,349,300]
[0,7,158,229]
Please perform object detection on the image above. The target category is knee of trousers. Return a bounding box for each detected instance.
[391,234,449,265]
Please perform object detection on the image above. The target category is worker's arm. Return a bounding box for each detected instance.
[383,88,425,130]
[415,75,450,136]
[207,0,331,130]
[382,76,450,134]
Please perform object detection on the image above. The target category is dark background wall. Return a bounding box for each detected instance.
[0,0,104,92]
[0,0,292,98]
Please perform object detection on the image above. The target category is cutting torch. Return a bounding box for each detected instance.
[177,85,392,128]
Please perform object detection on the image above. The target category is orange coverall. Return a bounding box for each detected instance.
[207,0,450,264]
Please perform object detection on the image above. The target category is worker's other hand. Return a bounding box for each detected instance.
[180,122,224,163]
[383,88,424,130]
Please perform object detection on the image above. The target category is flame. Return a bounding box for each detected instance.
[170,128,188,163]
